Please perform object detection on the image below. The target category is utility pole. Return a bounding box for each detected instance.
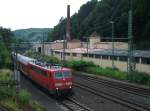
[14,42,20,92]
[110,21,115,69]
[86,37,89,56]
[63,35,66,65]
[42,33,45,60]
[127,0,135,75]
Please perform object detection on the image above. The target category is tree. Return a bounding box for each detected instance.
[47,0,150,50]
[0,27,13,68]
[0,27,14,49]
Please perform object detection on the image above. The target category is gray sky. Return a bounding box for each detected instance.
[0,0,90,30]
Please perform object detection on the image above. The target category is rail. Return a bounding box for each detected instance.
[74,72,150,111]
[59,97,92,111]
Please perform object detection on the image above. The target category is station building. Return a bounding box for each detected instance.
[33,32,150,74]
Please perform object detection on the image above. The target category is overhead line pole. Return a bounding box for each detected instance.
[14,40,20,93]
[110,21,115,69]
[42,33,45,60]
[127,0,135,75]
[86,37,89,56]
[63,35,66,66]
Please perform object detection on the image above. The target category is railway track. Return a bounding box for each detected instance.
[74,82,150,111]
[59,97,92,111]
[75,74,150,111]
[75,73,150,98]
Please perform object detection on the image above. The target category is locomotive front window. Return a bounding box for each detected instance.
[54,72,63,79]
[54,71,71,79]
[63,71,71,78]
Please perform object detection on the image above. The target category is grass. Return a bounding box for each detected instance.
[0,69,15,100]
[0,69,13,81]
[0,98,20,111]
[0,87,14,100]
[0,69,46,111]
[18,90,46,111]
[128,71,150,86]
[0,89,46,111]
[31,101,46,111]
[84,66,127,80]
[18,90,32,104]
[65,60,150,86]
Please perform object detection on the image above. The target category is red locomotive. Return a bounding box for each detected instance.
[16,54,73,95]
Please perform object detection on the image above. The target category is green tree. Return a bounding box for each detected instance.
[0,27,13,49]
[0,27,13,68]
[47,0,150,50]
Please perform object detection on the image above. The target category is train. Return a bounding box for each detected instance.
[15,54,73,95]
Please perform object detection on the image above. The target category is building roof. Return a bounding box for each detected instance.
[89,49,150,58]
[54,48,150,58]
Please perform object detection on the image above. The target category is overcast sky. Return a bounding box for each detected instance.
[0,0,90,30]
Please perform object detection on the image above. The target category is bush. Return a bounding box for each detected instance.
[19,90,32,104]
[1,98,20,111]
[66,60,150,86]
[0,69,15,100]
[84,66,127,80]
[65,60,96,70]
[0,88,13,100]
[0,69,13,81]
[25,51,41,59]
[25,51,60,64]
[31,101,45,111]
[43,55,60,64]
[128,71,150,86]
[0,42,12,68]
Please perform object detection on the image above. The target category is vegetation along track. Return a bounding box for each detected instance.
[74,73,150,98]
[74,83,150,111]
[59,97,92,111]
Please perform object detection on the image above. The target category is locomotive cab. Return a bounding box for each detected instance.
[52,68,73,95]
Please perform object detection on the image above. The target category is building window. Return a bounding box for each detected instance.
[66,53,70,56]
[89,54,94,58]
[55,51,60,54]
[72,53,77,56]
[135,57,140,63]
[38,47,41,53]
[110,56,118,60]
[95,54,101,58]
[141,58,150,64]
[119,56,127,62]
[102,55,108,60]
[83,54,87,57]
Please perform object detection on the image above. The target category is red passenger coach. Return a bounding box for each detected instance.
[17,54,73,95]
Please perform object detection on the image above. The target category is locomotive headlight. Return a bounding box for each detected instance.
[66,82,72,85]
[55,83,63,87]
